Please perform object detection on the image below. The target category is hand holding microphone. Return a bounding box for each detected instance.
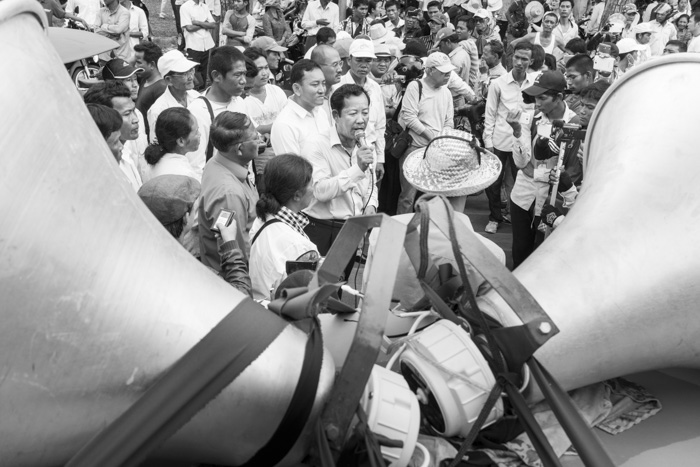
[354,130,374,172]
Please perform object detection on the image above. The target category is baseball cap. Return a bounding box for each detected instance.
[622,3,638,14]
[374,43,392,57]
[633,22,656,34]
[424,52,457,73]
[616,37,645,54]
[404,40,428,58]
[349,38,376,58]
[523,70,567,96]
[474,8,491,19]
[102,59,143,80]
[434,27,458,45]
[608,21,624,34]
[138,175,201,225]
[406,6,421,17]
[251,36,288,53]
[158,50,198,77]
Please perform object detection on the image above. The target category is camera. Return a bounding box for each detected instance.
[552,120,586,141]
[593,43,615,74]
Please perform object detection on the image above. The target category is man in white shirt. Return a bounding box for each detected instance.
[187,46,252,180]
[688,20,700,52]
[310,44,344,124]
[384,1,404,35]
[648,3,678,56]
[301,0,340,52]
[270,60,331,155]
[84,82,143,191]
[397,52,456,214]
[148,50,201,143]
[301,84,378,278]
[332,39,387,180]
[94,0,132,61]
[64,0,101,27]
[120,0,149,49]
[483,41,537,234]
[554,0,579,47]
[179,0,216,89]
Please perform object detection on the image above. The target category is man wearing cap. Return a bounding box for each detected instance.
[102,58,150,177]
[402,7,425,41]
[134,42,166,139]
[482,42,536,234]
[621,4,640,39]
[633,22,655,64]
[311,45,345,122]
[436,28,470,86]
[507,70,580,266]
[421,12,446,50]
[187,46,252,180]
[147,50,201,144]
[369,44,401,117]
[94,0,132,62]
[612,38,643,80]
[396,52,455,214]
[648,3,677,56]
[251,36,291,89]
[301,0,340,52]
[472,9,501,56]
[271,60,331,156]
[333,39,387,181]
[179,0,217,89]
[138,174,251,294]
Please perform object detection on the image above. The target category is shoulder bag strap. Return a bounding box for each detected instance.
[251,218,283,245]
[198,96,215,162]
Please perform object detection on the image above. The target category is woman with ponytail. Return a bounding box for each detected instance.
[143,107,201,182]
[249,154,319,300]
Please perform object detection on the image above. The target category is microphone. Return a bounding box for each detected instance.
[354,129,367,148]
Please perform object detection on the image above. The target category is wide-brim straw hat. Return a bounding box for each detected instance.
[463,0,503,13]
[525,2,545,23]
[403,128,501,197]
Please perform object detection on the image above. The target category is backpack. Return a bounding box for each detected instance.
[385,80,423,159]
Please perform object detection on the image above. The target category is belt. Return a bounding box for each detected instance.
[306,216,346,228]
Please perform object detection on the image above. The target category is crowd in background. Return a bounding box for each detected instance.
[44,0,700,299]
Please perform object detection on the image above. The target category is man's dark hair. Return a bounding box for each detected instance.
[290,59,322,85]
[544,53,557,71]
[330,83,370,114]
[456,15,476,32]
[317,27,337,44]
[86,104,122,139]
[354,0,370,8]
[513,40,534,55]
[133,41,163,66]
[565,38,587,54]
[244,46,267,63]
[485,39,504,58]
[531,44,545,70]
[580,80,610,102]
[385,0,400,11]
[565,54,594,76]
[427,0,441,9]
[443,32,461,43]
[665,39,688,52]
[208,45,247,81]
[83,81,132,108]
[256,154,314,220]
[559,0,573,7]
[369,0,378,14]
[210,111,254,153]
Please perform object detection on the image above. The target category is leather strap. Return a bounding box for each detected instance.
[251,218,282,245]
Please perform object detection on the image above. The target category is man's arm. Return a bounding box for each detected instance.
[482,79,500,150]
[447,72,476,101]
[98,7,130,34]
[443,90,454,129]
[243,14,256,44]
[304,139,368,202]
[180,4,200,32]
[400,81,429,139]
[218,240,252,296]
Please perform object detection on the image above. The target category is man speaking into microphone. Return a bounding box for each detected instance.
[301,84,378,279]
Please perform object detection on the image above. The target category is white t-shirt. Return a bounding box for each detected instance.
[248,216,319,300]
[244,84,288,128]
[689,35,700,52]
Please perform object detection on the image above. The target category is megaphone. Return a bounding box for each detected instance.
[476,55,700,402]
[0,2,336,466]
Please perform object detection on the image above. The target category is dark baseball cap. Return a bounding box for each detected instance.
[523,71,567,96]
[138,175,200,225]
[102,59,143,80]
[406,7,421,17]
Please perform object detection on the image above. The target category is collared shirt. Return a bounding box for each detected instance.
[127,4,149,49]
[199,153,259,270]
[301,0,339,36]
[459,38,480,90]
[385,18,404,34]
[398,77,454,148]
[648,20,678,56]
[144,153,199,183]
[421,33,437,51]
[511,105,579,214]
[119,146,143,191]
[94,4,131,60]
[188,93,249,179]
[483,71,537,151]
[147,86,202,144]
[333,73,387,163]
[180,0,216,51]
[270,98,331,155]
[302,127,379,220]
[449,46,471,88]
[341,17,371,37]
[554,18,579,46]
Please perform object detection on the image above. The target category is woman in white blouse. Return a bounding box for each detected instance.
[143,107,200,182]
[249,154,319,300]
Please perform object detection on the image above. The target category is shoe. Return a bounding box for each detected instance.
[485,221,498,234]
[159,12,166,18]
[502,213,511,224]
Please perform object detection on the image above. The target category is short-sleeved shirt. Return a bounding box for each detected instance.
[180,0,216,51]
[244,84,288,128]
[270,98,331,155]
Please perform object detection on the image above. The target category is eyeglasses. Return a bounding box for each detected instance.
[170,69,195,78]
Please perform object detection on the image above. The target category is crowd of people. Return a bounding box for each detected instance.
[49,0,700,299]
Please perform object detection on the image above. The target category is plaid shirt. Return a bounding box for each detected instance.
[275,206,309,238]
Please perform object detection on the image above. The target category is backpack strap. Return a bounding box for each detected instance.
[198,96,215,162]
[391,79,424,122]
[251,218,283,245]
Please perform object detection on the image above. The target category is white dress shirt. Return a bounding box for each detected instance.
[65,0,101,25]
[301,0,340,36]
[302,127,378,220]
[143,153,199,183]
[483,71,537,151]
[119,145,143,191]
[333,73,387,163]
[270,98,331,155]
[180,0,216,51]
[147,87,202,143]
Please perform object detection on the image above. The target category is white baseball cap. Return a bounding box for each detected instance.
[633,22,657,35]
[158,50,199,77]
[616,38,645,54]
[425,52,456,73]
[474,8,491,19]
[349,38,376,59]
